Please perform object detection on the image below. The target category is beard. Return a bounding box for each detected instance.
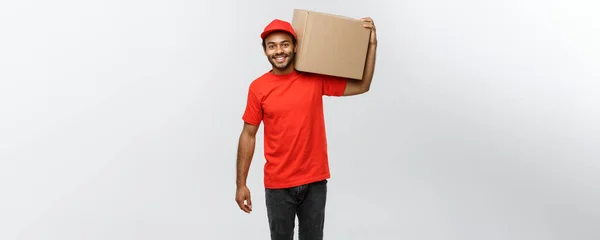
[268,51,295,70]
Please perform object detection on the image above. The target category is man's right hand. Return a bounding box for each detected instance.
[235,185,252,213]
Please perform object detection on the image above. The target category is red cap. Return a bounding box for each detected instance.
[261,19,297,40]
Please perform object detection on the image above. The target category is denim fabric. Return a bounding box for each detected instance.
[265,179,328,240]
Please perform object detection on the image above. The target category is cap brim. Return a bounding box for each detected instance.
[261,29,296,39]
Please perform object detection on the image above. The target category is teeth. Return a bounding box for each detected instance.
[274,56,286,62]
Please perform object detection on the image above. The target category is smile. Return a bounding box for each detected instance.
[274,55,287,63]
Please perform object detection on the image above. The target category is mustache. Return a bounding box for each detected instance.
[272,53,291,58]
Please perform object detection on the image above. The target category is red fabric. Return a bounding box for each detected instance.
[261,19,297,40]
[242,70,347,189]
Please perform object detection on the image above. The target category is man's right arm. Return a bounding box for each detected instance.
[236,122,259,187]
[235,122,259,213]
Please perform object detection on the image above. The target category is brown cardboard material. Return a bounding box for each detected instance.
[291,9,371,80]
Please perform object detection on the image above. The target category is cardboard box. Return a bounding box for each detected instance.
[291,9,371,80]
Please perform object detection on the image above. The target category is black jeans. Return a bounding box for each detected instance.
[265,179,328,240]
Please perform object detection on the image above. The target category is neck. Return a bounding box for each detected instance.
[271,65,295,75]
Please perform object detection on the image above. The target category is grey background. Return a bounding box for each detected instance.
[1,0,599,239]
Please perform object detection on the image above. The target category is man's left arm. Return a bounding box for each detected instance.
[343,17,378,96]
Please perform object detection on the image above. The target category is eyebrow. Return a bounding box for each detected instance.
[267,40,291,45]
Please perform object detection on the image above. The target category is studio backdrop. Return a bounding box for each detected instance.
[0,0,598,239]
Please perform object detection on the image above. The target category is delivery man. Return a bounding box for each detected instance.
[235,17,377,240]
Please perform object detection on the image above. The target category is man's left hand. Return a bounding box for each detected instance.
[360,17,377,45]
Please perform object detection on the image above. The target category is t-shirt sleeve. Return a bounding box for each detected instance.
[321,74,348,96]
[241,86,263,125]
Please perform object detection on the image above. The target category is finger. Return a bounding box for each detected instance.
[364,23,376,31]
[237,201,246,212]
[239,202,250,213]
[236,197,249,212]
[247,197,252,210]
[362,18,375,27]
[237,196,251,213]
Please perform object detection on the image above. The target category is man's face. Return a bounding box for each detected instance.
[263,32,296,70]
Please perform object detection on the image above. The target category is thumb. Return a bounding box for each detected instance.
[247,195,252,210]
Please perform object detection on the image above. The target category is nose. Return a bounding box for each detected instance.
[275,46,284,54]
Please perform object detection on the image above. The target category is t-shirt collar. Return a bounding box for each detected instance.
[268,69,300,78]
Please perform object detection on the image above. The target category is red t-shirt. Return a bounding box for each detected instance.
[242,69,347,189]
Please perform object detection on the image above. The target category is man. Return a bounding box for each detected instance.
[235,17,377,240]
